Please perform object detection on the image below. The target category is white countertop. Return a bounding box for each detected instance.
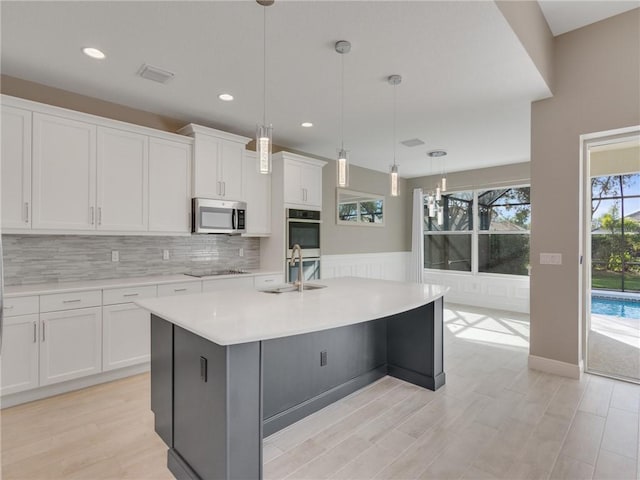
[4,270,281,297]
[136,277,448,346]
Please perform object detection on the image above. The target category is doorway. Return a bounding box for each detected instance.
[583,129,640,383]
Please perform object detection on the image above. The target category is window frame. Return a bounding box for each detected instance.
[423,183,531,278]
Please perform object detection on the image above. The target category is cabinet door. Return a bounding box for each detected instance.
[97,127,149,231]
[149,138,191,233]
[0,314,39,395]
[32,113,97,230]
[219,141,243,200]
[242,151,271,236]
[283,160,303,205]
[40,307,102,386]
[192,134,221,198]
[1,106,32,229]
[103,303,150,371]
[301,164,323,208]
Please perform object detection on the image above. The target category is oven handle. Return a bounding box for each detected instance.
[287,219,323,224]
[232,209,236,230]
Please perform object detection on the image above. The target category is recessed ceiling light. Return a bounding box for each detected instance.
[82,47,105,60]
[218,93,234,102]
[301,122,313,128]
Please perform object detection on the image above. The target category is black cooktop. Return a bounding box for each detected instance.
[184,269,249,278]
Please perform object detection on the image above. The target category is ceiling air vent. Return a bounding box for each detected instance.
[138,64,175,84]
[400,138,425,147]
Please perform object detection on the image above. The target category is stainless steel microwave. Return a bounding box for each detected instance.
[192,198,246,234]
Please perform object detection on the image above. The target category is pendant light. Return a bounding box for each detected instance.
[428,149,448,192]
[256,0,274,174]
[335,40,351,188]
[389,74,402,197]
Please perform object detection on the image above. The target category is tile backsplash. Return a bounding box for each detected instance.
[2,234,260,286]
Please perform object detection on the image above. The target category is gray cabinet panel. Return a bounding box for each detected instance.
[150,315,173,447]
[173,326,228,480]
[262,320,386,420]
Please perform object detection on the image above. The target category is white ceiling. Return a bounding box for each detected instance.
[0,1,633,178]
[538,0,639,36]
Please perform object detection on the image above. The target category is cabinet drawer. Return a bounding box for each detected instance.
[40,290,102,313]
[3,296,39,317]
[103,285,157,305]
[254,274,285,290]
[157,282,202,297]
[202,277,254,293]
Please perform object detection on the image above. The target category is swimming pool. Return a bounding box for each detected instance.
[592,295,640,319]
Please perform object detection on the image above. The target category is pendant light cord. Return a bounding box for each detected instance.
[392,82,397,167]
[263,5,267,126]
[340,53,345,151]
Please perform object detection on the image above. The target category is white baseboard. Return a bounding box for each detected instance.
[528,355,583,379]
[321,252,409,282]
[0,363,150,408]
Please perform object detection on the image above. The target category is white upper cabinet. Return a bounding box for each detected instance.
[279,152,326,210]
[97,127,149,231]
[242,150,271,236]
[149,137,192,233]
[32,113,97,230]
[1,106,32,229]
[179,124,250,201]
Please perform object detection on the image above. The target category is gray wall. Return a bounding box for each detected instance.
[408,162,530,193]
[2,235,259,286]
[529,9,640,366]
[321,159,411,255]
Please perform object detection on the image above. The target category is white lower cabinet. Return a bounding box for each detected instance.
[202,276,254,292]
[102,303,150,371]
[0,314,39,396]
[39,307,102,386]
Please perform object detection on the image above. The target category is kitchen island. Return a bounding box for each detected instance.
[137,277,447,480]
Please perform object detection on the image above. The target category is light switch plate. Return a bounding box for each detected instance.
[540,253,562,265]
[163,249,170,260]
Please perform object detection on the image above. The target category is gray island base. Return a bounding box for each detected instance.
[150,298,444,480]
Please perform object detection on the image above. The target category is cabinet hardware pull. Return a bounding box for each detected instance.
[123,293,139,297]
[63,299,81,303]
[42,322,46,342]
[200,356,208,382]
[90,206,95,225]
[174,288,187,292]
[98,207,102,225]
[4,305,14,310]
[33,322,37,343]
[223,182,226,196]
[24,202,29,223]
[217,181,221,196]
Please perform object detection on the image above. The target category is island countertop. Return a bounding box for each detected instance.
[136,277,447,346]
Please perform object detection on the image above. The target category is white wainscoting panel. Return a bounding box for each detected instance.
[321,252,409,282]
[422,270,530,313]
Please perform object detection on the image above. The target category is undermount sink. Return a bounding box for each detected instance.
[261,283,327,294]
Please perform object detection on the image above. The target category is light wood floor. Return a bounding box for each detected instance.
[2,304,639,479]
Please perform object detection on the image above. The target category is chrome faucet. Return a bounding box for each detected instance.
[289,244,304,292]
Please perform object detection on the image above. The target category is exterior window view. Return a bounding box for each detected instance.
[588,172,640,382]
[424,187,531,276]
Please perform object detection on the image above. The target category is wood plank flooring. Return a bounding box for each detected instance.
[2,303,639,479]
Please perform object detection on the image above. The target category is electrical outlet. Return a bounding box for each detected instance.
[163,249,170,260]
[540,253,562,265]
[239,248,244,257]
[111,251,119,262]
[320,351,327,367]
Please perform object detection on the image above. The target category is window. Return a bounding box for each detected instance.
[424,186,530,276]
[424,191,473,272]
[478,187,531,275]
[591,173,640,292]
